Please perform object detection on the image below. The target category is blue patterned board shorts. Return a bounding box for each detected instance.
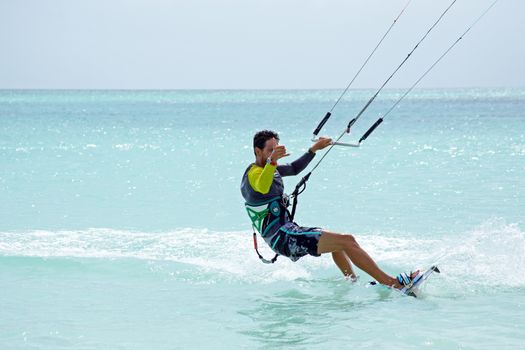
[271,222,323,262]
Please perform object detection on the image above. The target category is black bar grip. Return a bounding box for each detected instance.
[359,118,383,143]
[313,112,332,136]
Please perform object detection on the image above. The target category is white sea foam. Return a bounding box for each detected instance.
[1,220,523,288]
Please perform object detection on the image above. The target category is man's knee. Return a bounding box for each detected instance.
[343,234,359,249]
[319,231,359,254]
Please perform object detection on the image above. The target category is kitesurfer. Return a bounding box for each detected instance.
[241,130,418,289]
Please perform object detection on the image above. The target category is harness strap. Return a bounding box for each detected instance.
[253,232,278,264]
[246,197,283,264]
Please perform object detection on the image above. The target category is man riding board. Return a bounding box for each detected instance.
[240,130,418,290]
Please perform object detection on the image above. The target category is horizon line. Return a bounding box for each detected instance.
[0,85,524,92]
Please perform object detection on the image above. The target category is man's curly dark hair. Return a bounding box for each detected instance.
[253,130,279,155]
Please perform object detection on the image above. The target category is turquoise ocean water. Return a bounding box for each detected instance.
[1,89,524,349]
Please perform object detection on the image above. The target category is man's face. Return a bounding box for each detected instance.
[257,137,278,160]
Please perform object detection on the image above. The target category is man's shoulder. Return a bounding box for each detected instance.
[247,163,262,175]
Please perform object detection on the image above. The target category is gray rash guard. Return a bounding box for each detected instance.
[240,151,315,247]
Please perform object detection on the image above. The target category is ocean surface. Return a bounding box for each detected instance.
[1,89,524,349]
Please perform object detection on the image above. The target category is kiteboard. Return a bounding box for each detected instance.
[368,265,440,298]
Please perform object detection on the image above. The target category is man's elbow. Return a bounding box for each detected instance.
[258,187,271,195]
[253,183,271,194]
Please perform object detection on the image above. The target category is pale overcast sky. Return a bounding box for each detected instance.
[0,0,523,89]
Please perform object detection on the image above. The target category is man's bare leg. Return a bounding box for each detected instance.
[331,251,357,280]
[318,231,402,288]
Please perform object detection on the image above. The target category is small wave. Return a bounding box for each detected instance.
[0,228,326,283]
[361,219,525,291]
[433,219,525,289]
[1,220,523,289]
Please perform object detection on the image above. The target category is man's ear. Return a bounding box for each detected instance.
[254,147,262,157]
